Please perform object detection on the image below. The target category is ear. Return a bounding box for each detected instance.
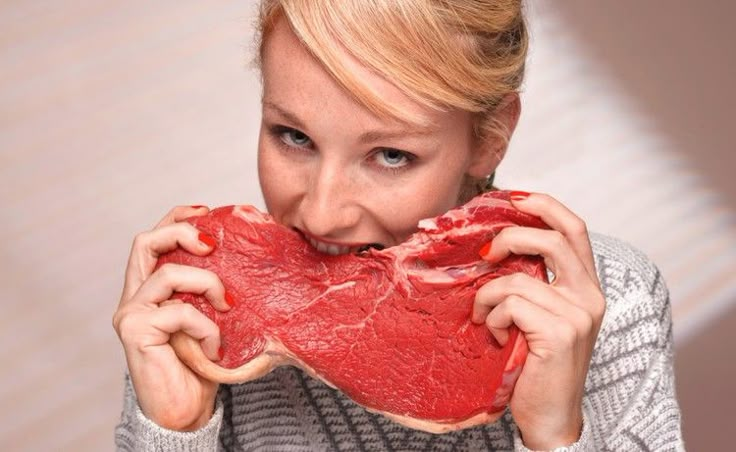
[466,93,521,178]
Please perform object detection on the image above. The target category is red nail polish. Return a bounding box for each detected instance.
[198,232,217,248]
[479,242,492,259]
[218,347,224,361]
[510,190,530,201]
[191,205,207,209]
[225,291,236,308]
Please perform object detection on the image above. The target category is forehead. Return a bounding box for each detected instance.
[260,16,439,131]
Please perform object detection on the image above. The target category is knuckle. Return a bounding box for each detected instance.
[494,227,510,242]
[474,283,491,302]
[111,311,121,332]
[209,321,221,337]
[551,231,567,250]
[485,314,499,329]
[588,291,606,319]
[173,222,199,244]
[165,206,180,218]
[203,268,222,286]
[131,232,149,250]
[506,273,528,288]
[570,218,589,237]
[172,220,192,232]
[593,297,606,319]
[555,322,578,344]
[505,294,523,310]
[180,303,202,322]
[182,221,200,236]
[113,310,129,334]
[115,311,139,343]
[170,206,197,223]
[577,312,594,336]
[157,263,179,280]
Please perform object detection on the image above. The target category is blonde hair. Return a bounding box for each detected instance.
[255,0,528,197]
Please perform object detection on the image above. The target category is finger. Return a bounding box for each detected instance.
[480,227,590,288]
[121,222,219,303]
[484,294,568,348]
[508,192,598,284]
[154,205,210,229]
[473,273,564,322]
[473,273,595,335]
[127,263,233,312]
[148,303,221,361]
[160,298,184,308]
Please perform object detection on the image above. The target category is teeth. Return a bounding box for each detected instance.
[307,237,350,255]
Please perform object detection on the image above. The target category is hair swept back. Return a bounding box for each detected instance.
[255,0,527,143]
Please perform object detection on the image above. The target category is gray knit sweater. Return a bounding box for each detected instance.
[115,232,685,451]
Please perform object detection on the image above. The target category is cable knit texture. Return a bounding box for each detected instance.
[115,232,685,451]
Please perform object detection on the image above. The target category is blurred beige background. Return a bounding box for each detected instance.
[1,1,734,450]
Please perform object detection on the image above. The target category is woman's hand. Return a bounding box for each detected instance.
[112,206,233,431]
[472,191,606,449]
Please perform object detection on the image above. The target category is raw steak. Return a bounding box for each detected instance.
[162,190,550,433]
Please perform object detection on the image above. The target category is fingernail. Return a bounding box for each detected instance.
[191,205,207,209]
[218,347,224,361]
[479,241,492,259]
[198,232,217,248]
[510,190,530,201]
[225,291,236,308]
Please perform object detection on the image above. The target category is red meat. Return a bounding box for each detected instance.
[161,190,550,432]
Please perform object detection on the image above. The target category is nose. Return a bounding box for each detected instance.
[299,161,361,238]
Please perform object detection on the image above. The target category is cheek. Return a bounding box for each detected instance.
[373,170,464,242]
[257,139,295,218]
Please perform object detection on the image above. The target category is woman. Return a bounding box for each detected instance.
[114,1,684,450]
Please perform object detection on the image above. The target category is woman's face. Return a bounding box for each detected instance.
[258,18,491,254]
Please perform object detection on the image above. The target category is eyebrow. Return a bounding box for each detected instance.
[263,101,435,144]
[263,102,308,131]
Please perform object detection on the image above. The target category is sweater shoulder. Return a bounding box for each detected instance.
[586,231,674,374]
[582,233,681,448]
[586,230,673,349]
[588,231,669,316]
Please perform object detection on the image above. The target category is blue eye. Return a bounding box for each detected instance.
[280,128,311,147]
[376,148,411,168]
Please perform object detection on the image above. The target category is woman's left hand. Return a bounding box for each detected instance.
[472,191,606,450]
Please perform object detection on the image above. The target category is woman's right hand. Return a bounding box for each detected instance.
[112,206,233,431]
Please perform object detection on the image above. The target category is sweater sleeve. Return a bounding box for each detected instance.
[114,373,224,451]
[583,234,684,451]
[512,405,596,451]
[512,234,685,451]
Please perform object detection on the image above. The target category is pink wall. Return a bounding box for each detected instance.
[554,1,736,447]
